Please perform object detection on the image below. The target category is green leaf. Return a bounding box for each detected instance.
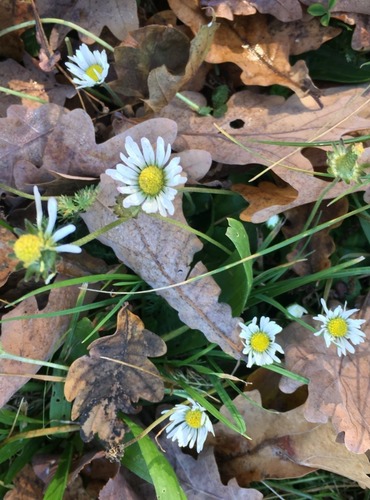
[223,218,253,314]
[307,4,328,16]
[123,417,186,500]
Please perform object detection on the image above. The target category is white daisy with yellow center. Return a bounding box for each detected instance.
[313,298,366,356]
[66,43,109,89]
[106,136,187,217]
[239,316,284,367]
[162,398,214,453]
[13,186,81,283]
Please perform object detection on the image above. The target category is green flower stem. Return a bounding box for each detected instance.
[72,216,128,247]
[266,363,309,384]
[101,82,124,108]
[0,183,51,201]
[122,409,176,450]
[151,213,232,255]
[179,186,237,196]
[0,86,48,104]
[0,348,69,372]
[175,92,209,114]
[0,19,114,52]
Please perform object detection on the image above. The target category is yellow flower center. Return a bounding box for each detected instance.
[14,234,43,267]
[138,165,165,196]
[85,64,104,82]
[250,331,270,353]
[185,409,203,429]
[327,317,348,338]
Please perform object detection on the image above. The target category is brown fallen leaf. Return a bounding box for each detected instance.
[159,433,263,499]
[279,295,370,454]
[0,57,75,117]
[112,22,218,112]
[64,308,166,448]
[4,464,45,500]
[158,85,370,222]
[281,197,349,275]
[169,0,339,99]
[201,0,303,21]
[82,169,244,359]
[0,279,81,408]
[37,0,138,47]
[213,390,370,488]
[0,1,33,60]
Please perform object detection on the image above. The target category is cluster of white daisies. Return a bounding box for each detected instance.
[11,43,367,455]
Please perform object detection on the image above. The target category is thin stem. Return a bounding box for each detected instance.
[101,82,124,108]
[0,351,69,371]
[72,216,127,246]
[0,86,48,104]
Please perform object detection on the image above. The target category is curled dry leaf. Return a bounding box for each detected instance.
[82,169,244,359]
[200,0,303,22]
[64,308,166,448]
[281,197,349,275]
[159,434,263,499]
[279,298,370,454]
[0,280,81,408]
[0,226,17,288]
[213,390,370,488]
[37,0,138,47]
[169,0,339,99]
[158,85,370,222]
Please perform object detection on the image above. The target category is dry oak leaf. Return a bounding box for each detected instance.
[279,300,370,454]
[0,103,178,192]
[112,22,218,112]
[213,390,370,488]
[82,170,244,359]
[200,0,303,22]
[168,0,340,99]
[158,85,370,222]
[159,434,263,499]
[64,308,166,447]
[37,0,138,47]
[0,280,80,408]
[0,227,17,288]
[281,197,349,276]
[0,0,33,60]
[0,58,75,117]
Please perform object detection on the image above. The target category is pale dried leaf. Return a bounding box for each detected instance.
[200,0,303,22]
[158,85,370,222]
[160,435,263,499]
[279,296,370,454]
[37,0,138,46]
[214,390,370,487]
[0,281,81,408]
[82,172,243,358]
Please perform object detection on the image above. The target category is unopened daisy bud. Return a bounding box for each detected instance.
[106,136,187,217]
[327,141,365,184]
[286,303,308,318]
[66,43,109,89]
[313,298,366,356]
[266,214,281,229]
[239,316,284,367]
[162,398,214,453]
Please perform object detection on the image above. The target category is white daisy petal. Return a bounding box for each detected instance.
[313,298,366,356]
[105,136,185,217]
[33,185,43,230]
[55,244,82,253]
[45,197,58,236]
[53,224,77,242]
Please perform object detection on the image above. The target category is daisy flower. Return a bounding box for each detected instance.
[162,398,214,453]
[65,43,109,89]
[13,186,81,283]
[239,316,284,368]
[286,303,308,319]
[313,298,366,356]
[106,136,187,217]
